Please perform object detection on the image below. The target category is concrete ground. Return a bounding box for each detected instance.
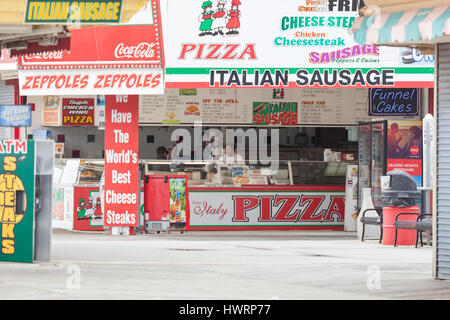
[0,229,449,300]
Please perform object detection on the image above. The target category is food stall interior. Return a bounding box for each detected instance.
[53,125,358,187]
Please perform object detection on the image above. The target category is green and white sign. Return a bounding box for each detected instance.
[162,0,434,88]
[0,140,35,263]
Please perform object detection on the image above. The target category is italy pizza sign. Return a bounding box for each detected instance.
[188,186,345,230]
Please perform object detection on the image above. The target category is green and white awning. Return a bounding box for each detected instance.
[352,5,450,45]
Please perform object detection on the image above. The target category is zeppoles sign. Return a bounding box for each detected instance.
[18,68,164,95]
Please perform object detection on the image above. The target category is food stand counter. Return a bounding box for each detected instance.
[144,160,353,230]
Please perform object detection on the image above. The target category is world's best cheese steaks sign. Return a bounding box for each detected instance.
[104,95,139,227]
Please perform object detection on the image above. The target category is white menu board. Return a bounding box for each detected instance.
[139,88,372,126]
[140,88,252,124]
[298,88,369,125]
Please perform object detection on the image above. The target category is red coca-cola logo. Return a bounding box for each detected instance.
[114,42,157,59]
[24,51,64,60]
[410,145,419,155]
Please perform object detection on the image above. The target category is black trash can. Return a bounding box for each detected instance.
[381,170,421,207]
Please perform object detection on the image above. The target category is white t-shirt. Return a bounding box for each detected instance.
[219,153,244,165]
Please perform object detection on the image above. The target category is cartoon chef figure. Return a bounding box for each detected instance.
[77,198,87,220]
[84,197,97,220]
[198,1,214,36]
[211,0,228,36]
[226,0,241,35]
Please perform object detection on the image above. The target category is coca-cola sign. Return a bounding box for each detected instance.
[114,42,157,59]
[18,24,163,68]
[24,51,64,60]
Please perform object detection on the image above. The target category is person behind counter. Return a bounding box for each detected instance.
[219,145,244,166]
[153,146,171,172]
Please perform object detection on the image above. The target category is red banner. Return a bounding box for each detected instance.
[19,22,162,69]
[62,98,95,126]
[104,95,139,227]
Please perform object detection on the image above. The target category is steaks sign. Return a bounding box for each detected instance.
[188,187,345,230]
[104,95,139,227]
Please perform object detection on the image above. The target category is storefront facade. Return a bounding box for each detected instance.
[13,1,435,234]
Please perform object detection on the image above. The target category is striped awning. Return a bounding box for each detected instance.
[352,5,450,45]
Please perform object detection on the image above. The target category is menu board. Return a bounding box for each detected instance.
[299,88,369,125]
[139,88,252,124]
[139,88,373,126]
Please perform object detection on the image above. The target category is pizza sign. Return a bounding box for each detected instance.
[62,98,95,126]
[189,187,345,229]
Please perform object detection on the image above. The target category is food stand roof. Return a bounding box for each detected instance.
[0,0,149,57]
[352,0,450,52]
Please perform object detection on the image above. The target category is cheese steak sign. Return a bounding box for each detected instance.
[104,95,139,227]
[188,187,345,229]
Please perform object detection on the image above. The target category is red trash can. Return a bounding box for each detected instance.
[382,206,420,245]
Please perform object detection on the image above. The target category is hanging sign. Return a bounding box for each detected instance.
[386,120,423,186]
[252,102,298,126]
[0,140,35,263]
[62,98,95,126]
[369,88,419,116]
[0,105,31,127]
[104,95,139,227]
[163,0,434,88]
[24,0,123,24]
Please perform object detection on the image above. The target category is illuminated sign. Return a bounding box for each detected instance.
[369,88,419,116]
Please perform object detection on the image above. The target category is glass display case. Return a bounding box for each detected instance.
[143,159,355,186]
[357,121,387,210]
[54,158,104,185]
